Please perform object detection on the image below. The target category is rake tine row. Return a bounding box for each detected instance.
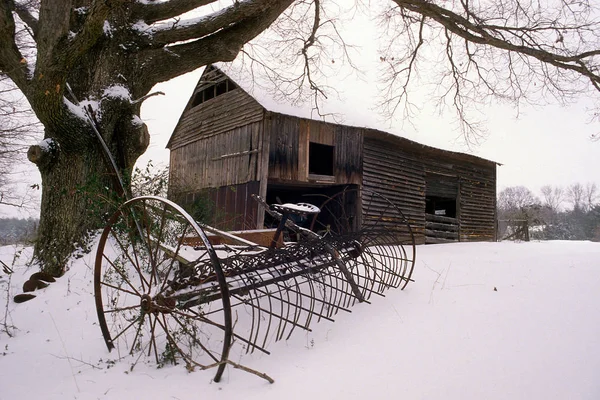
[95,189,416,383]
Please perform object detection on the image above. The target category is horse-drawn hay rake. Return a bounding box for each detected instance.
[94,188,416,382]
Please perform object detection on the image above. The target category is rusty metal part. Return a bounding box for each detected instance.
[94,196,232,381]
[94,190,415,382]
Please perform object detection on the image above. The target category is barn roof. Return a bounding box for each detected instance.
[167,63,499,167]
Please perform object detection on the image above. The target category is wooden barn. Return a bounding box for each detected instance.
[166,65,498,244]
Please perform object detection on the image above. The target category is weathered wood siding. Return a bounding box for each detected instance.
[363,130,496,244]
[426,173,458,198]
[267,113,362,186]
[168,88,264,150]
[456,162,497,242]
[174,181,261,231]
[169,122,263,192]
[363,134,426,243]
[267,114,299,181]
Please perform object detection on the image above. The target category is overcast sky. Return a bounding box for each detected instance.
[2,1,599,218]
[137,1,600,197]
[137,68,599,195]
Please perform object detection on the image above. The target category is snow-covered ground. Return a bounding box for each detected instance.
[1,240,599,400]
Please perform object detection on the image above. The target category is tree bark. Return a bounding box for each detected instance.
[0,0,293,274]
[34,132,116,275]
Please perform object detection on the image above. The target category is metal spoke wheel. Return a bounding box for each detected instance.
[94,196,232,381]
[309,188,416,297]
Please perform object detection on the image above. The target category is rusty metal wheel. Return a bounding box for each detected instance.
[94,196,232,381]
[309,188,416,295]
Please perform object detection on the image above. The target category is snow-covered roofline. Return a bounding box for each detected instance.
[169,63,499,166]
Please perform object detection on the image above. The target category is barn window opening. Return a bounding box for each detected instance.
[309,142,334,176]
[425,196,457,218]
[216,80,227,96]
[203,86,215,101]
[264,184,357,240]
[191,92,203,107]
[190,79,238,108]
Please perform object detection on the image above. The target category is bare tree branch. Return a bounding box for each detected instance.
[132,0,217,25]
[141,0,294,85]
[148,0,282,47]
[35,0,72,69]
[380,0,600,139]
[0,0,28,86]
[10,0,38,37]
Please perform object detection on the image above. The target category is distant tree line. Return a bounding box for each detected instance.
[498,183,600,241]
[0,218,37,245]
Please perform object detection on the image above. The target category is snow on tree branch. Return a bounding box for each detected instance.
[132,0,217,25]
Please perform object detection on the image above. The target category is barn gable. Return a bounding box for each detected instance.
[166,65,265,151]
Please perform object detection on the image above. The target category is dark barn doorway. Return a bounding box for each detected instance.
[425,173,459,243]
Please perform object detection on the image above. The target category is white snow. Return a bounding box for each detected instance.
[131,20,154,36]
[102,85,131,101]
[103,20,114,38]
[131,115,144,127]
[63,96,101,122]
[37,138,57,151]
[1,240,599,399]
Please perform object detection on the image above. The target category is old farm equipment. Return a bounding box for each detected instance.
[94,188,416,382]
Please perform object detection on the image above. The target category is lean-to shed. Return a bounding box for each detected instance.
[166,65,497,244]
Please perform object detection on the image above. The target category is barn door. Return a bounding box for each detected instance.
[425,173,459,243]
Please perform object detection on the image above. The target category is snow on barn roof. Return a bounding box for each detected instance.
[169,63,498,166]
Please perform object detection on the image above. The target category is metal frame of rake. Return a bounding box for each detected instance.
[93,188,416,382]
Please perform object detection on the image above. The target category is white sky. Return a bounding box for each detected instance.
[139,69,600,195]
[2,1,599,218]
[138,49,600,202]
[139,0,600,198]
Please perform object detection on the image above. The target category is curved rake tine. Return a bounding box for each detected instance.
[170,313,220,364]
[175,308,271,356]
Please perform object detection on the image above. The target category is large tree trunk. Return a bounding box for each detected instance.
[3,0,293,275]
[33,140,115,276]
[27,101,149,276]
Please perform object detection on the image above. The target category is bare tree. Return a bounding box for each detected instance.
[566,182,585,210]
[0,75,39,209]
[498,186,538,215]
[0,0,296,275]
[584,182,598,210]
[0,0,599,275]
[540,185,564,213]
[378,0,600,139]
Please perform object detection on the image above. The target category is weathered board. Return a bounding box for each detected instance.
[363,129,496,244]
[168,87,264,150]
[267,113,362,186]
[170,122,263,191]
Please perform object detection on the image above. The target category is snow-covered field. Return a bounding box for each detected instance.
[1,240,599,400]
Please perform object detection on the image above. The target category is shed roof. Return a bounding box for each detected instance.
[167,63,499,167]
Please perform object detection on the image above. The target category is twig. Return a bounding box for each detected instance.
[204,359,275,384]
[49,314,80,392]
[2,268,15,337]
[422,262,442,304]
[441,262,452,290]
[131,91,165,104]
[1,259,13,274]
[50,354,103,370]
